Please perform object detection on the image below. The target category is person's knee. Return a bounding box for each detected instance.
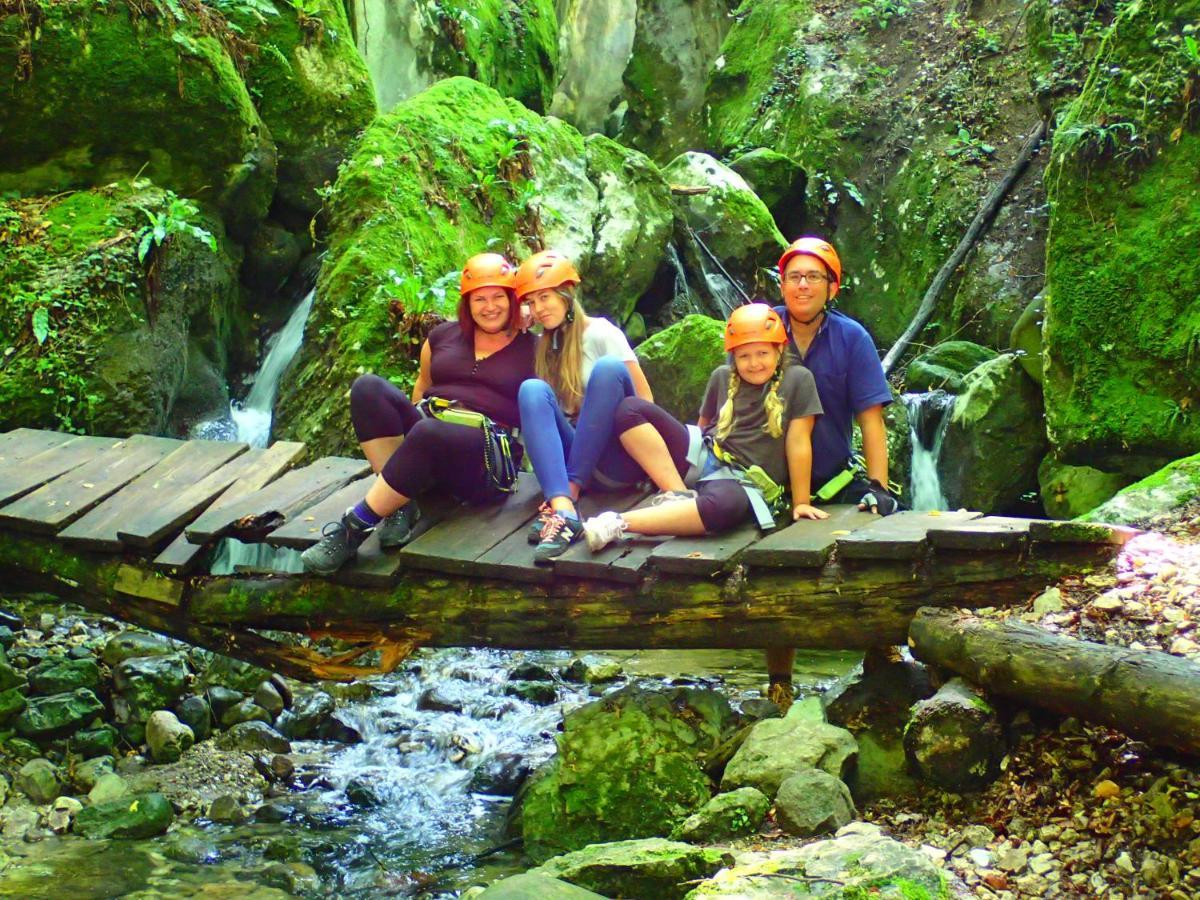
[613,396,651,433]
[350,373,391,413]
[518,377,555,413]
[696,485,750,533]
[588,356,631,388]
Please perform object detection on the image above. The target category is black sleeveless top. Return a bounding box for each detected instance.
[426,321,535,428]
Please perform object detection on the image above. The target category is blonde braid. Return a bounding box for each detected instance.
[714,367,740,440]
[762,350,790,438]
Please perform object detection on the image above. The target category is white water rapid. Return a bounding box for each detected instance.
[903,390,956,512]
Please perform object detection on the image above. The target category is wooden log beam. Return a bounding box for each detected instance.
[908,608,1200,758]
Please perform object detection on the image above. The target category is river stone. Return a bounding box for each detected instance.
[218,721,292,754]
[1038,456,1127,520]
[671,786,770,843]
[207,794,248,825]
[1083,451,1200,527]
[345,776,381,808]
[637,315,728,423]
[774,770,856,837]
[146,710,195,764]
[0,686,27,726]
[88,773,129,806]
[102,632,174,666]
[0,624,15,650]
[938,353,1047,513]
[253,681,286,718]
[114,654,190,730]
[905,341,999,394]
[904,678,1004,793]
[207,686,244,721]
[275,689,334,740]
[5,737,41,761]
[15,758,61,803]
[469,753,533,796]
[27,657,101,695]
[175,695,213,742]
[48,796,84,833]
[0,654,26,692]
[221,699,274,729]
[509,661,555,682]
[200,653,273,694]
[533,839,729,900]
[16,688,105,740]
[721,716,858,799]
[74,792,174,840]
[73,756,116,792]
[521,686,739,861]
[559,656,623,684]
[316,710,363,744]
[73,725,118,758]
[417,684,465,714]
[477,872,607,898]
[505,681,559,705]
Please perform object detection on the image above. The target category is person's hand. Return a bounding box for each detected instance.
[858,479,899,516]
[519,303,534,332]
[793,503,829,521]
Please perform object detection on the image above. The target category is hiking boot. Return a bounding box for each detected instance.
[650,489,698,506]
[377,501,421,549]
[534,512,582,563]
[767,680,795,715]
[300,508,373,574]
[526,501,555,544]
[583,511,627,552]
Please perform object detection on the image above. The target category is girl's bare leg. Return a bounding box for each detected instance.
[618,423,687,492]
[620,500,705,536]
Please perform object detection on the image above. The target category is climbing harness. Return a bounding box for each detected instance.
[418,397,520,493]
[678,426,787,531]
[814,455,904,505]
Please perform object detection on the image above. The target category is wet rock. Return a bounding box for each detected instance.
[113,654,190,734]
[774,769,856,837]
[727,148,807,237]
[163,830,220,864]
[476,872,606,898]
[345,777,381,808]
[0,653,27,692]
[199,654,273,694]
[146,710,195,764]
[505,681,559,705]
[559,656,623,684]
[2,806,40,841]
[0,624,15,650]
[221,698,274,729]
[72,725,118,758]
[1038,456,1127,520]
[260,861,320,894]
[0,686,27,726]
[276,689,334,740]
[470,753,533,796]
[254,800,296,823]
[48,796,83,833]
[637,315,728,425]
[0,774,6,806]
[72,756,116,792]
[738,698,783,722]
[28,657,101,695]
[671,786,770,843]
[417,684,465,714]
[16,688,105,740]
[243,221,303,294]
[904,678,1004,793]
[218,721,292,754]
[207,794,248,825]
[315,711,363,744]
[531,838,729,900]
[905,341,998,394]
[1032,586,1065,615]
[88,773,129,806]
[207,686,244,721]
[175,694,213,742]
[509,661,555,682]
[1084,451,1200,527]
[721,715,858,798]
[253,680,286,718]
[74,792,174,839]
[102,632,173,666]
[16,758,61,803]
[5,737,41,761]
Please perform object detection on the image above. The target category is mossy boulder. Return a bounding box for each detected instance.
[15,689,105,741]
[1038,456,1127,520]
[720,714,858,800]
[0,1,274,232]
[1082,451,1200,527]
[1011,292,1046,384]
[276,77,671,454]
[28,657,101,695]
[662,152,785,316]
[74,792,174,840]
[671,786,770,843]
[727,148,807,238]
[1042,0,1200,475]
[476,872,606,899]
[631,315,726,424]
[520,685,739,862]
[905,341,999,394]
[938,354,1048,513]
[113,654,190,739]
[533,839,730,900]
[0,183,240,435]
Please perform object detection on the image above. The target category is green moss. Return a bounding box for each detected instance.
[636,316,726,424]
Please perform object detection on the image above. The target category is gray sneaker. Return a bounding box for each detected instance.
[527,501,554,544]
[377,502,421,549]
[301,508,373,574]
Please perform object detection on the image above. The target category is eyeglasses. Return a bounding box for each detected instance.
[784,272,830,286]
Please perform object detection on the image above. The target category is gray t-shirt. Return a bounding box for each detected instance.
[698,364,823,485]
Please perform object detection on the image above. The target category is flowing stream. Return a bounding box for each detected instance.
[902,391,955,511]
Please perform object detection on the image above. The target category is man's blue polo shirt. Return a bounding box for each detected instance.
[773,306,893,486]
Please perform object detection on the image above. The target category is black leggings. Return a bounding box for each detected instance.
[613,397,753,533]
[351,374,510,505]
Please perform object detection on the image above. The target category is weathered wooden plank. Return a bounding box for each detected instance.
[836,510,982,560]
[335,495,463,589]
[1029,520,1139,545]
[59,440,249,552]
[265,476,372,549]
[185,456,369,544]
[0,435,182,534]
[742,505,876,568]
[926,516,1033,552]
[0,428,75,465]
[398,474,544,577]
[651,523,763,576]
[553,489,658,583]
[0,435,117,505]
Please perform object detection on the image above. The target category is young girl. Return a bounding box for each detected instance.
[514,249,655,562]
[582,303,828,552]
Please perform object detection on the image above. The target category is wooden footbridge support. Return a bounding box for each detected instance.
[0,428,1137,681]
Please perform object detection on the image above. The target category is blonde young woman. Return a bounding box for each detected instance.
[514,250,654,562]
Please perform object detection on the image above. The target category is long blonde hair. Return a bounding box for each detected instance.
[534,286,591,414]
[715,348,790,441]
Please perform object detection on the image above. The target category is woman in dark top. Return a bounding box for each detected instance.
[302,253,536,574]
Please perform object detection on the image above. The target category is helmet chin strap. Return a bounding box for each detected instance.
[796,305,826,327]
[548,305,575,351]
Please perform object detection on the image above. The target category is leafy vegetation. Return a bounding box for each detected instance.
[137,193,217,264]
[851,0,910,31]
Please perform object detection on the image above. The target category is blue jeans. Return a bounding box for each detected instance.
[518,356,645,502]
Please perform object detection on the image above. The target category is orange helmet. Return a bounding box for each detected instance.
[724,303,788,351]
[778,237,842,298]
[460,253,516,298]
[513,249,580,300]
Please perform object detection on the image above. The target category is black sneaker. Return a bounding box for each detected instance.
[527,501,554,544]
[377,502,421,549]
[301,508,373,574]
[533,512,582,563]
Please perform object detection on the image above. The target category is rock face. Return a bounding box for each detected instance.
[662,152,786,317]
[671,786,770,843]
[637,315,727,423]
[1042,0,1200,476]
[905,341,999,394]
[1038,456,1127,520]
[938,354,1047,513]
[74,792,175,840]
[773,769,855,837]
[276,77,672,454]
[533,839,730,900]
[1083,452,1200,527]
[727,148,807,239]
[721,715,858,799]
[520,686,739,862]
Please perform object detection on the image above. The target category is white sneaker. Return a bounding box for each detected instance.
[584,511,627,552]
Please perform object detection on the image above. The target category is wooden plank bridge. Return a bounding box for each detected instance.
[0,428,1137,681]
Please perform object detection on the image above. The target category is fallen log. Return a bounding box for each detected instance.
[903,677,1004,792]
[908,608,1200,757]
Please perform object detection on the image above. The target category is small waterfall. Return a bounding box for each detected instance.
[902,391,955,512]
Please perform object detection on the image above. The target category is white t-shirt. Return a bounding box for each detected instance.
[580,317,637,384]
